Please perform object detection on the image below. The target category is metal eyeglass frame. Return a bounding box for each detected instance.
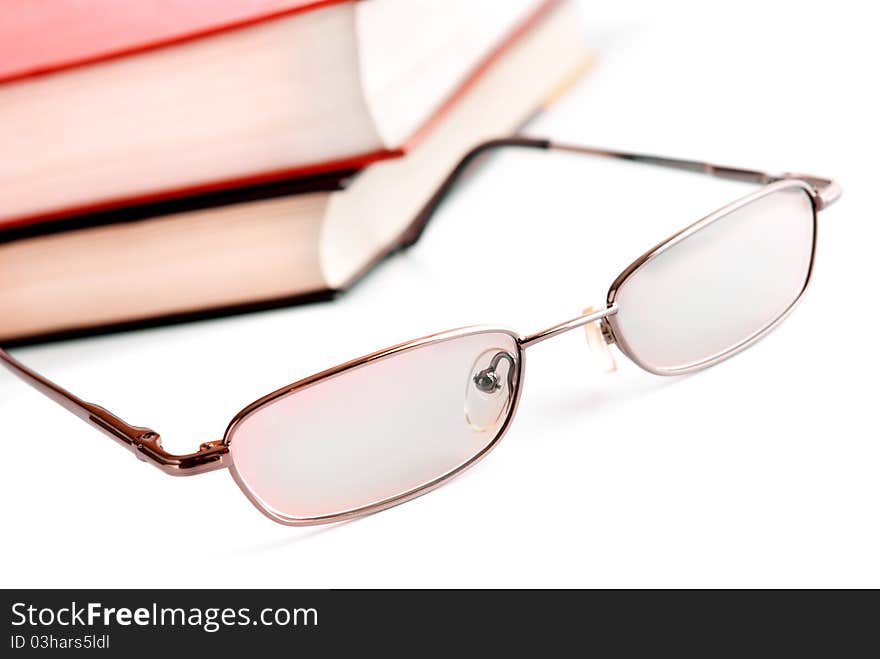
[0,136,841,525]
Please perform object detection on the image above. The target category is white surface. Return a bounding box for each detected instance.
[1,0,876,588]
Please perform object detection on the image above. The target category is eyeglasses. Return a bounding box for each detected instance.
[0,137,841,525]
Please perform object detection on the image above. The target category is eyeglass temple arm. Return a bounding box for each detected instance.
[400,136,842,248]
[0,347,228,475]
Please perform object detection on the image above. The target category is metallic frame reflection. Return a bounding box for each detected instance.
[224,327,527,526]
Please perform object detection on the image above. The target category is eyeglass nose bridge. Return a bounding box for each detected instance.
[520,304,619,349]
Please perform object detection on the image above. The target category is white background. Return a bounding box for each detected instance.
[2,0,877,588]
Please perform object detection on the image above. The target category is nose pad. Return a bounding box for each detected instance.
[465,348,517,432]
[582,306,617,373]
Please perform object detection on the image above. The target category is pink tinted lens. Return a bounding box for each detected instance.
[228,331,521,522]
[611,185,815,373]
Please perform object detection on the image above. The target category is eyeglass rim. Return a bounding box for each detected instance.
[224,326,527,526]
[603,178,820,376]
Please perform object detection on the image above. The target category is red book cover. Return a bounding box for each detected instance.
[0,0,343,83]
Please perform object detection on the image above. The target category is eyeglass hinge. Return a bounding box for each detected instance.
[123,431,229,476]
[775,172,842,210]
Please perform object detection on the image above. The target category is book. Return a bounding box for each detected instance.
[0,0,589,345]
[0,0,545,228]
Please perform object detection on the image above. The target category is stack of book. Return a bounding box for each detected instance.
[0,0,589,345]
